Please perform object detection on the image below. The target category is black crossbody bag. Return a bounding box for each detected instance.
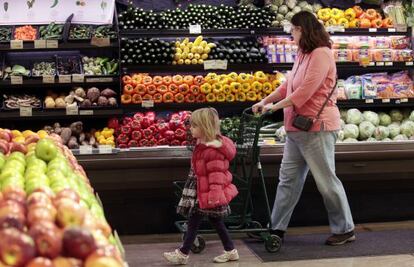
[290,54,337,131]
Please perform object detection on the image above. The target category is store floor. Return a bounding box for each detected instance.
[121,221,414,267]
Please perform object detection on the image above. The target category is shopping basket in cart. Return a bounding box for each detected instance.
[173,107,282,253]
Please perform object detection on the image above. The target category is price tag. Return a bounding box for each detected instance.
[98,145,112,154]
[91,37,110,47]
[385,62,393,66]
[405,62,413,66]
[59,75,71,83]
[46,40,58,48]
[250,30,255,35]
[142,100,154,108]
[376,62,385,66]
[400,98,409,103]
[388,28,396,32]
[19,106,32,117]
[10,40,23,49]
[79,110,93,115]
[79,145,93,155]
[189,24,201,34]
[283,23,292,33]
[382,98,390,103]
[365,99,374,104]
[34,40,47,49]
[369,28,377,32]
[368,62,375,66]
[86,77,114,83]
[66,105,78,115]
[203,60,228,70]
[396,25,407,32]
[42,75,55,83]
[72,74,84,83]
[10,76,23,84]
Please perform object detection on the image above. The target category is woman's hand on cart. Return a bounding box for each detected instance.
[252,101,265,114]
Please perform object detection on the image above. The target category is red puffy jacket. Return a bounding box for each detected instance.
[192,136,238,209]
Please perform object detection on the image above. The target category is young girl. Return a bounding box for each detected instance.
[163,107,239,265]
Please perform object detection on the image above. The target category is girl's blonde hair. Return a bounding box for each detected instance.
[190,107,221,142]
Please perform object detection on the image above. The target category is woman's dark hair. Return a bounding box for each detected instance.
[291,11,332,54]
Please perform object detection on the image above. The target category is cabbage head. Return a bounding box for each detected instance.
[390,109,404,122]
[363,111,379,126]
[374,126,390,140]
[400,120,414,137]
[379,112,392,126]
[388,122,401,138]
[409,111,414,122]
[346,109,363,125]
[343,124,359,139]
[359,121,375,140]
[393,134,408,141]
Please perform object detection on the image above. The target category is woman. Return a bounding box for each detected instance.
[252,11,355,246]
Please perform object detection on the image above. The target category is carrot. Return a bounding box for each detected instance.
[14,25,37,40]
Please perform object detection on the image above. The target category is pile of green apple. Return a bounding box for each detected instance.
[0,136,124,267]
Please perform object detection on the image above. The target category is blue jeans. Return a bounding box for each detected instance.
[270,131,355,234]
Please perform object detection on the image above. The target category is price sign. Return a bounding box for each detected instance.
[203,60,228,70]
[368,28,377,32]
[10,40,23,49]
[66,105,78,115]
[79,110,94,115]
[72,74,84,83]
[10,76,23,84]
[385,62,393,66]
[189,24,202,34]
[98,145,112,154]
[365,99,374,104]
[42,75,55,83]
[86,77,114,83]
[34,40,47,49]
[91,37,110,47]
[405,62,413,66]
[400,98,409,103]
[19,106,32,117]
[376,62,385,66]
[79,145,93,155]
[142,100,154,108]
[388,28,396,32]
[46,40,58,48]
[59,75,71,83]
[382,98,390,103]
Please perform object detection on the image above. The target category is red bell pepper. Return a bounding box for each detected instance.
[169,118,182,131]
[122,117,133,126]
[164,130,175,141]
[174,128,187,141]
[139,139,149,147]
[130,120,141,131]
[178,111,191,122]
[157,138,169,146]
[108,118,119,129]
[120,125,132,135]
[157,122,169,134]
[131,130,142,141]
[170,140,181,146]
[148,125,158,134]
[118,144,128,149]
[142,128,153,139]
[148,138,157,147]
[128,140,139,147]
[116,134,129,145]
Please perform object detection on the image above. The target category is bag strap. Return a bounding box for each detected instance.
[315,79,338,120]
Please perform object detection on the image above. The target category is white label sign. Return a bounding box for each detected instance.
[382,98,390,103]
[19,106,32,117]
[369,28,377,32]
[400,98,409,103]
[405,62,413,66]
[365,99,374,104]
[34,40,47,49]
[142,100,154,108]
[66,105,78,115]
[79,145,93,155]
[10,76,23,84]
[98,145,112,154]
[385,62,393,66]
[10,40,23,49]
[72,74,84,83]
[42,75,55,83]
[376,62,385,66]
[79,110,93,115]
[203,60,228,70]
[189,24,202,34]
[388,28,396,32]
[59,75,71,83]
[86,77,114,83]
[91,37,110,47]
[46,40,59,49]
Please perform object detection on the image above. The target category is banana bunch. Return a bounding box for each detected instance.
[173,36,216,65]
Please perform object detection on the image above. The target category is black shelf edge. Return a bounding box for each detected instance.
[0,77,120,88]
[0,108,123,121]
[0,41,119,52]
[121,102,254,112]
[119,27,411,37]
[337,98,414,108]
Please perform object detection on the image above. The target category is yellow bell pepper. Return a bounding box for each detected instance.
[241,83,251,93]
[317,8,331,21]
[246,91,257,102]
[212,83,223,94]
[237,73,249,83]
[230,82,242,93]
[349,19,361,28]
[222,84,231,95]
[330,8,344,20]
[200,83,212,94]
[236,92,247,102]
[227,72,238,83]
[252,81,263,92]
[206,93,216,102]
[344,8,356,21]
[226,94,236,102]
[337,18,350,28]
[216,93,226,102]
[325,18,338,27]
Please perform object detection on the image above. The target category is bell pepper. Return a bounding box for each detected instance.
[148,138,157,147]
[344,8,356,21]
[237,73,250,83]
[382,18,393,28]
[142,75,153,85]
[131,74,143,85]
[195,94,206,103]
[349,19,361,28]
[179,111,191,122]
[175,128,187,141]
[157,138,169,146]
[118,144,128,149]
[183,75,194,85]
[241,83,251,93]
[371,18,383,28]
[157,122,170,135]
[181,141,190,146]
[123,84,134,95]
[246,91,257,102]
[142,94,153,101]
[174,93,185,103]
[185,93,196,103]
[353,6,364,18]
[157,85,168,94]
[153,76,163,85]
[262,82,273,94]
[170,140,181,146]
[227,72,238,83]
[236,92,247,102]
[133,112,144,121]
[122,75,132,85]
[325,18,338,27]
[117,133,129,145]
[364,9,377,21]
[338,18,349,28]
[172,75,184,84]
[317,8,331,22]
[216,93,226,102]
[330,8,344,21]
[226,94,235,102]
[169,84,179,94]
[206,93,216,102]
[120,125,132,135]
[142,128,153,139]
[190,85,200,95]
[122,116,133,125]
[163,75,172,85]
[121,94,132,104]
[230,82,242,93]
[200,83,212,94]
[251,81,263,92]
[131,130,142,141]
[212,83,223,94]
[194,75,204,85]
[139,139,149,147]
[146,84,157,95]
[164,130,175,141]
[135,84,147,96]
[107,118,119,129]
[131,120,141,131]
[163,92,174,103]
[178,84,190,95]
[222,84,231,95]
[153,93,163,103]
[132,94,142,104]
[257,92,266,101]
[360,18,371,28]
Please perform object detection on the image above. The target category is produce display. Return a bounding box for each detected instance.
[120,38,175,65]
[118,4,274,30]
[3,94,41,109]
[0,27,11,42]
[57,56,82,75]
[337,71,414,100]
[31,61,56,77]
[94,127,116,147]
[2,65,31,79]
[44,87,118,109]
[261,36,297,63]
[173,36,215,65]
[93,25,117,39]
[39,23,63,40]
[14,25,37,40]
[82,57,119,76]
[120,71,285,105]
[69,25,92,40]
[112,111,191,148]
[265,0,322,27]
[220,116,240,141]
[0,132,124,266]
[209,38,267,64]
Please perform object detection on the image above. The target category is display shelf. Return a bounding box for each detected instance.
[0,108,123,120]
[0,77,120,88]
[0,40,119,52]
[119,27,411,37]
[337,98,414,108]
[121,101,253,112]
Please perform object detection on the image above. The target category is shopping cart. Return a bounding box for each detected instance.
[173,107,282,253]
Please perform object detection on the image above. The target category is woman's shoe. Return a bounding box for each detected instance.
[213,249,239,263]
[163,249,189,265]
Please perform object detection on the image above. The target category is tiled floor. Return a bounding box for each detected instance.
[122,221,414,267]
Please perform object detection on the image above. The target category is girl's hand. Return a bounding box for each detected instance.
[252,101,265,113]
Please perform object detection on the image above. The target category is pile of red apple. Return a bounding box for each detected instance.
[0,133,124,267]
[110,111,192,148]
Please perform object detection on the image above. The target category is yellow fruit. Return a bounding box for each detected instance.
[230,82,242,93]
[318,8,331,21]
[183,37,189,44]
[191,46,198,54]
[263,82,274,94]
[252,81,263,92]
[102,131,113,139]
[254,71,268,82]
[191,59,198,64]
[185,59,191,65]
[179,43,186,50]
[188,53,194,59]
[207,42,216,48]
[175,48,182,54]
[37,130,48,139]
[183,46,190,54]
[193,36,203,46]
[205,73,218,83]
[99,139,107,145]
[27,143,37,152]
[241,83,251,92]
[237,73,249,83]
[198,59,204,64]
[194,54,201,60]
[11,130,22,137]
[13,136,25,144]
[200,41,208,47]
[107,136,115,141]
[212,83,223,94]
[172,61,177,65]
[227,72,238,82]
[222,84,231,94]
[196,46,204,54]
[201,53,209,60]
[22,130,35,138]
[178,59,184,65]
[174,53,181,60]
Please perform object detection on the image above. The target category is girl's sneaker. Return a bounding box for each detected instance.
[213,249,239,263]
[163,249,189,265]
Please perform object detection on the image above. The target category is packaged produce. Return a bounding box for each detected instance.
[392,49,413,62]
[373,49,393,62]
[93,25,117,39]
[344,76,362,99]
[31,61,56,76]
[82,57,118,76]
[2,65,30,79]
[69,24,91,39]
[352,49,373,62]
[39,22,63,39]
[3,94,41,109]
[336,79,347,100]
[333,49,353,62]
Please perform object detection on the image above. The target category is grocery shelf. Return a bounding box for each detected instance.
[0,40,119,52]
[121,101,253,112]
[0,108,123,120]
[0,77,120,88]
[119,27,411,37]
[337,98,414,108]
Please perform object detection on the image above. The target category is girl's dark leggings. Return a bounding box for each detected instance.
[180,212,235,255]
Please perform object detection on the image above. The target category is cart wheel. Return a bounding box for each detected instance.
[247,221,263,239]
[265,235,282,253]
[190,235,206,254]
